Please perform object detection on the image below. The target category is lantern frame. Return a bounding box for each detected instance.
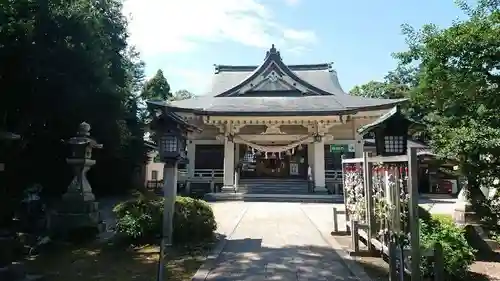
[357,105,422,157]
[151,108,200,164]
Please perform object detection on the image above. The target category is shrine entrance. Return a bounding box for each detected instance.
[255,154,289,178]
[239,144,309,179]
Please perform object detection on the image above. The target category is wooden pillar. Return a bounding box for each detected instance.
[363,152,374,252]
[408,147,421,281]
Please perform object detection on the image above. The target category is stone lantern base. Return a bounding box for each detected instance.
[50,159,105,240]
[50,199,106,240]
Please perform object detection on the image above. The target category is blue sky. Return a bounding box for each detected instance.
[123,0,468,95]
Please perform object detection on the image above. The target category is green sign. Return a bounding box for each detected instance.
[330,144,347,153]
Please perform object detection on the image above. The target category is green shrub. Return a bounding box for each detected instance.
[431,214,453,225]
[113,195,217,244]
[419,217,475,280]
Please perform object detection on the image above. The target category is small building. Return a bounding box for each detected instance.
[148,45,405,194]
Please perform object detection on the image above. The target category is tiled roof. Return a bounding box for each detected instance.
[161,95,405,116]
[162,45,406,115]
[210,63,347,97]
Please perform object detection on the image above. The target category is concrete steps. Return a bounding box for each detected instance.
[204,178,340,203]
[204,192,343,203]
[238,178,310,195]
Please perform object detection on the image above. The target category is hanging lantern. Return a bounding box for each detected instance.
[286,150,292,156]
[297,144,303,151]
[243,150,254,164]
[357,105,423,156]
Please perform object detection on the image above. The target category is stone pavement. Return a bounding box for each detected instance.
[201,202,363,281]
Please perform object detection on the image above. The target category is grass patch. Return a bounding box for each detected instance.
[24,240,216,281]
[432,213,454,225]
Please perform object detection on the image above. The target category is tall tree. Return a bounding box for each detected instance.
[349,66,414,99]
[141,69,171,101]
[395,0,500,193]
[172,89,195,101]
[0,0,147,195]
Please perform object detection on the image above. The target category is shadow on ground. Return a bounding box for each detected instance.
[24,237,218,281]
[202,238,362,281]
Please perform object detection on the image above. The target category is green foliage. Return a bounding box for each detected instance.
[420,217,475,280]
[349,79,409,99]
[172,89,195,101]
[113,195,217,245]
[141,70,171,101]
[0,0,148,196]
[394,0,500,191]
[431,213,453,225]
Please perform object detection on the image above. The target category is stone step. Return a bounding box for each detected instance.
[204,193,342,203]
[238,179,310,195]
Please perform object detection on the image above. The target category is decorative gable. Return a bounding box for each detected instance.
[215,44,334,97]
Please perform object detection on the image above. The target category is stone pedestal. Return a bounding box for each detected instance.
[453,185,478,226]
[51,159,105,239]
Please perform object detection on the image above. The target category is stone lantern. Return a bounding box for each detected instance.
[357,105,421,156]
[63,121,103,201]
[52,122,104,239]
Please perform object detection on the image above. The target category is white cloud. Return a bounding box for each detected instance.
[123,0,317,56]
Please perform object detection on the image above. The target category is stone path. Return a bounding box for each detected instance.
[203,202,361,281]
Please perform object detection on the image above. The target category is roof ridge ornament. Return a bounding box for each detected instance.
[327,62,334,72]
[265,44,281,60]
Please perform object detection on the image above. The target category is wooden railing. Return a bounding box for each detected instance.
[178,169,224,181]
[325,169,342,181]
[145,168,344,195]
[326,169,343,194]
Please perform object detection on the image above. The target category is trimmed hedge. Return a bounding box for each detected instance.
[113,195,217,244]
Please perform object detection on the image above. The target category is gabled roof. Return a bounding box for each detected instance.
[165,45,407,116]
[211,45,343,97]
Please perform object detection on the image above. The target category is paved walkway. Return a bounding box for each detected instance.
[202,202,361,281]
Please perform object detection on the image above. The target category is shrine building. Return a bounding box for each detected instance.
[149,45,405,194]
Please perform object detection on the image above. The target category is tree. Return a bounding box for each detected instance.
[0,0,148,195]
[350,65,415,100]
[395,0,500,193]
[172,89,195,101]
[141,69,171,101]
[350,81,392,98]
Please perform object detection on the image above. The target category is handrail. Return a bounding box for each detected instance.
[325,169,342,181]
[178,168,224,179]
